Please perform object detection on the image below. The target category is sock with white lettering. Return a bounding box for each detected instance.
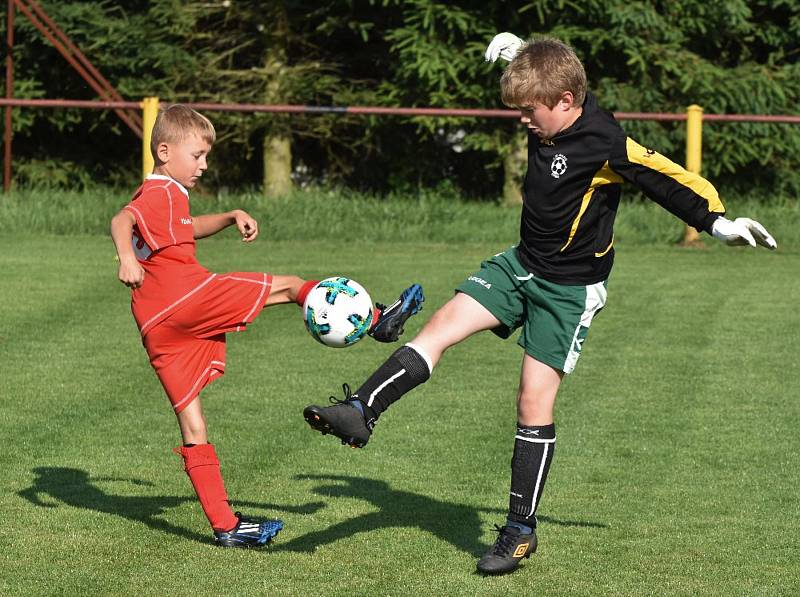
[508,423,556,528]
[353,344,432,420]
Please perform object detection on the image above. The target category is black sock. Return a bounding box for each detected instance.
[354,345,431,420]
[508,423,556,529]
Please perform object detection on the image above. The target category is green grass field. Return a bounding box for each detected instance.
[1,233,798,596]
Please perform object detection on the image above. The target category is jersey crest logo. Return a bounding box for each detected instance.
[550,153,568,179]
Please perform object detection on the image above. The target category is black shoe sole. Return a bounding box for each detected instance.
[303,405,369,448]
[476,552,533,575]
[214,512,283,549]
[369,312,409,343]
[371,322,404,343]
[215,539,270,548]
[215,527,282,548]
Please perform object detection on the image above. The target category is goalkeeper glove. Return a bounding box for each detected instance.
[711,216,777,250]
[485,32,525,63]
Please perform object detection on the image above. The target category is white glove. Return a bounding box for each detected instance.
[485,32,524,63]
[711,216,777,250]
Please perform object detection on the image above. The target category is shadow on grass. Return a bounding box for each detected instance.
[277,475,606,558]
[17,466,325,545]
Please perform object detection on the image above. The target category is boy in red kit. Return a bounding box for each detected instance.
[110,104,424,548]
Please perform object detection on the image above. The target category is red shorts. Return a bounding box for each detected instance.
[142,272,272,413]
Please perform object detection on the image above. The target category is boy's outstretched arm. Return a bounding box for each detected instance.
[110,210,145,289]
[609,136,777,249]
[193,209,258,242]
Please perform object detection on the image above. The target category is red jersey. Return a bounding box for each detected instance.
[123,175,214,335]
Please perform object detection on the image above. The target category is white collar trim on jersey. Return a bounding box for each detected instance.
[146,174,189,197]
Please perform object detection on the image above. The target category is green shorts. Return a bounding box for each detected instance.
[455,247,608,374]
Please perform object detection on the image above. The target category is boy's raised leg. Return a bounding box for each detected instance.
[304,293,501,447]
[303,342,433,447]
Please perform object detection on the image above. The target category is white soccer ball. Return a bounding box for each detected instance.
[303,277,374,348]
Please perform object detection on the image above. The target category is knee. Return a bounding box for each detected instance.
[420,302,460,336]
[181,425,208,445]
[516,388,537,409]
[516,387,556,425]
[415,307,457,352]
[178,413,208,445]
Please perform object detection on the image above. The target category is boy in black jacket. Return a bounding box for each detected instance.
[303,35,776,574]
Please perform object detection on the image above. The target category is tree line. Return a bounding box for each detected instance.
[3,0,799,201]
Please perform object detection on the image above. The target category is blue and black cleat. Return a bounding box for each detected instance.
[214,513,284,548]
[369,283,425,343]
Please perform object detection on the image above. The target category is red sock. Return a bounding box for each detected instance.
[296,279,319,306]
[370,306,383,331]
[176,443,239,532]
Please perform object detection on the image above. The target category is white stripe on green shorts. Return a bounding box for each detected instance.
[563,281,607,373]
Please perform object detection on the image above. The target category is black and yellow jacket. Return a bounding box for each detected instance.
[517,91,725,285]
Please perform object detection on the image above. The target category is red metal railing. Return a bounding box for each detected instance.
[3,97,800,192]
[2,98,799,123]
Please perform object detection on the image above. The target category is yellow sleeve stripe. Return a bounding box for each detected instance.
[625,137,725,213]
[560,162,623,252]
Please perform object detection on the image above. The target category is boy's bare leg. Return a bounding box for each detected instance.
[353,292,501,415]
[517,354,563,426]
[409,292,501,366]
[347,291,500,415]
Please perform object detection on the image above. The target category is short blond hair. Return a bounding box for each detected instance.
[150,104,216,162]
[500,37,586,109]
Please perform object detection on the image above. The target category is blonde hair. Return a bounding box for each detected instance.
[150,104,216,162]
[500,37,586,109]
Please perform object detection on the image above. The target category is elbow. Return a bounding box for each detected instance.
[110,210,134,236]
[110,211,124,234]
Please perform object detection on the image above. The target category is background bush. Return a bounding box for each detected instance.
[1,0,798,200]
